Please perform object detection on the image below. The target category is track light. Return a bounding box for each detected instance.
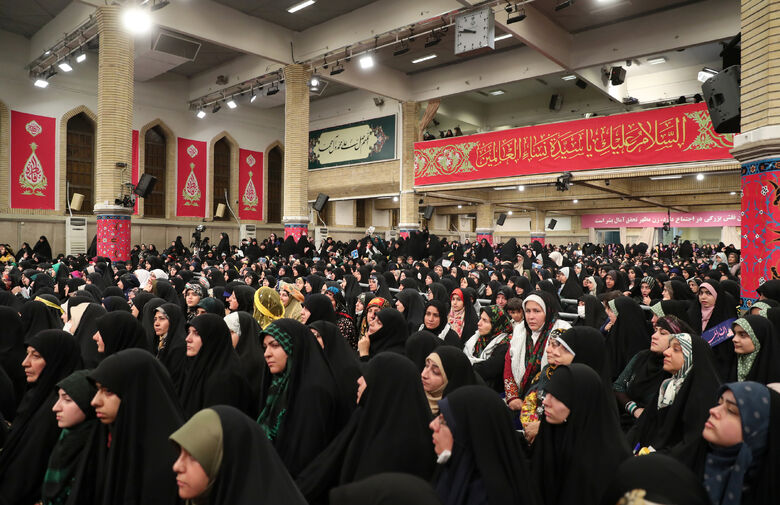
[58,59,73,72]
[698,67,718,83]
[212,102,222,113]
[330,60,345,75]
[425,31,442,48]
[555,172,572,191]
[196,108,206,119]
[508,211,513,215]
[150,0,170,11]
[393,42,410,56]
[75,48,87,63]
[359,53,374,69]
[310,76,320,87]
[34,76,49,88]
[266,84,280,96]
[554,0,574,11]
[505,4,527,24]
[250,88,257,103]
[226,97,237,109]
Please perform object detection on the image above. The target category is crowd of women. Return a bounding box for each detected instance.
[0,231,778,505]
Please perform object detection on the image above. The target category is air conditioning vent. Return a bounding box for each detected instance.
[153,31,201,61]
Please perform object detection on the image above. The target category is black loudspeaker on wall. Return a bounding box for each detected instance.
[547,218,558,230]
[496,213,507,226]
[133,174,157,198]
[423,205,435,220]
[702,65,741,134]
[313,193,330,212]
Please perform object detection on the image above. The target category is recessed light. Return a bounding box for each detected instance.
[696,173,704,181]
[412,54,437,64]
[518,185,525,191]
[495,33,513,42]
[488,89,505,96]
[458,205,463,209]
[393,196,399,202]
[647,56,667,65]
[573,199,579,203]
[287,0,315,13]
[507,210,513,215]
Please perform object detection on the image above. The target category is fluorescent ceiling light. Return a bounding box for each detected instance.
[34,78,49,88]
[494,33,513,41]
[226,98,237,109]
[412,54,437,64]
[123,7,152,34]
[58,60,73,72]
[359,54,374,69]
[698,67,718,83]
[561,74,577,81]
[287,0,315,13]
[488,89,505,96]
[648,174,683,180]
[647,56,667,65]
[196,109,206,119]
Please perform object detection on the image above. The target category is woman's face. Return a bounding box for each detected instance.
[368,314,383,334]
[702,389,743,447]
[699,287,715,309]
[421,356,445,393]
[524,301,545,332]
[605,305,617,324]
[650,326,672,353]
[495,293,507,308]
[460,277,469,289]
[310,328,324,348]
[326,291,337,310]
[355,299,365,313]
[227,292,239,310]
[542,393,570,424]
[477,311,492,336]
[662,338,685,373]
[732,324,756,355]
[426,289,434,301]
[22,346,46,383]
[368,277,378,291]
[185,326,203,357]
[662,285,672,300]
[395,299,405,313]
[173,448,210,500]
[300,306,311,324]
[304,281,313,294]
[546,338,574,366]
[429,413,454,455]
[367,305,381,323]
[582,278,590,289]
[356,376,367,404]
[688,280,698,294]
[640,284,651,297]
[628,270,636,281]
[52,388,86,428]
[153,313,170,336]
[91,383,121,424]
[450,294,464,312]
[605,276,615,289]
[279,289,290,306]
[263,334,288,374]
[93,330,105,353]
[424,306,441,330]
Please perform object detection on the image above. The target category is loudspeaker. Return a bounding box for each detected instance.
[702,65,741,134]
[134,173,157,198]
[496,213,507,226]
[313,193,330,212]
[610,66,626,86]
[549,94,563,111]
[548,218,557,230]
[70,193,84,211]
[575,78,587,89]
[215,203,226,218]
[423,205,435,220]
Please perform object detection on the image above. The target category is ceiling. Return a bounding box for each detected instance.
[212,0,381,32]
[0,0,70,38]
[166,38,246,78]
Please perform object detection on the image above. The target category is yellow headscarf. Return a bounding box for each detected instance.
[253,287,284,329]
[278,281,304,322]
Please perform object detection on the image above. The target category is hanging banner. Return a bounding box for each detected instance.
[10,111,56,209]
[414,103,734,186]
[238,148,263,221]
[309,114,395,169]
[132,130,139,215]
[176,138,207,217]
[581,210,741,228]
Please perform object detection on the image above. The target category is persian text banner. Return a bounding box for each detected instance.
[238,148,263,221]
[10,111,56,209]
[176,138,207,217]
[309,115,395,169]
[414,103,733,185]
[581,210,741,228]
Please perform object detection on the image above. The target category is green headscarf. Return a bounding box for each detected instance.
[256,322,294,441]
[169,408,224,502]
[734,317,762,382]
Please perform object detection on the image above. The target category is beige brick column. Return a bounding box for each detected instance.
[475,203,495,245]
[399,101,420,238]
[282,64,311,240]
[731,0,780,306]
[94,5,134,263]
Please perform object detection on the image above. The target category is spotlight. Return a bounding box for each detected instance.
[573,199,578,204]
[150,0,170,11]
[250,88,257,103]
[33,76,49,88]
[609,66,626,86]
[58,59,73,72]
[310,76,320,87]
[330,61,345,75]
[226,97,237,109]
[196,108,206,119]
[506,4,527,24]
[359,53,374,69]
[75,49,87,63]
[696,173,704,181]
[266,84,280,96]
[393,196,399,202]
[518,185,525,191]
[393,42,410,56]
[458,205,463,209]
[507,211,513,215]
[554,0,574,11]
[555,172,572,192]
[212,102,222,113]
[425,31,442,48]
[122,6,152,35]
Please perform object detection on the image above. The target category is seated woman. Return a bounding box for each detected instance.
[605,297,652,381]
[463,305,513,392]
[0,330,81,505]
[687,279,738,379]
[572,294,607,330]
[421,346,480,415]
[278,281,304,322]
[447,288,479,344]
[358,308,409,361]
[694,381,780,505]
[431,386,541,505]
[532,364,631,505]
[170,406,307,504]
[93,310,150,358]
[420,300,461,348]
[395,289,426,335]
[729,315,780,384]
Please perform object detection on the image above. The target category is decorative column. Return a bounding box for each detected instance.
[731,0,780,308]
[282,64,311,240]
[399,101,421,238]
[530,208,546,245]
[94,6,134,263]
[475,203,495,245]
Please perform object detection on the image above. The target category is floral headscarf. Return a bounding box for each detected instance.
[474,305,513,355]
[359,296,391,336]
[657,333,693,409]
[733,317,762,382]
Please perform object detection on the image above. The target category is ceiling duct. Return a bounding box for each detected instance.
[134,29,201,81]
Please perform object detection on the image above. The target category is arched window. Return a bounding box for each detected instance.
[267,145,283,223]
[143,126,166,218]
[66,113,95,214]
[213,137,230,220]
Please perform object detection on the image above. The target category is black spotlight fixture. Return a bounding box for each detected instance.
[393,41,410,56]
[330,60,345,75]
[555,172,572,192]
[211,101,222,113]
[425,30,441,48]
[266,83,280,96]
[554,0,574,11]
[506,4,526,24]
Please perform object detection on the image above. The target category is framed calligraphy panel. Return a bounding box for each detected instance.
[309,115,396,169]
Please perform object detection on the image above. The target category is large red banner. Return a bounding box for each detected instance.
[414,103,734,186]
[176,138,207,217]
[10,111,56,209]
[238,148,263,221]
[132,129,139,215]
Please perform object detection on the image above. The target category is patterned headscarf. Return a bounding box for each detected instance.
[256,322,294,441]
[734,317,762,382]
[657,333,693,409]
[641,276,656,289]
[253,287,284,329]
[474,305,513,355]
[750,301,772,318]
[359,297,391,336]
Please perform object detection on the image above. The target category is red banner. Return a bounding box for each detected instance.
[238,148,263,221]
[132,130,139,215]
[176,138,207,217]
[10,111,56,209]
[414,103,734,186]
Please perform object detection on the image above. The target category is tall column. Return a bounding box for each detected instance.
[282,64,311,240]
[399,101,420,238]
[732,0,780,308]
[530,208,546,245]
[94,6,134,263]
[475,203,495,245]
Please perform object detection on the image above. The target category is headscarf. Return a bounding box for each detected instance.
[331,473,441,505]
[405,330,441,372]
[154,303,188,392]
[279,281,304,321]
[253,286,284,329]
[21,300,62,342]
[698,281,718,330]
[70,302,106,369]
[367,308,409,358]
[94,311,150,357]
[0,306,26,414]
[309,320,362,407]
[657,332,694,408]
[606,297,652,381]
[447,288,478,339]
[396,288,426,334]
[302,293,337,324]
[602,454,711,505]
[359,297,392,336]
[234,311,265,402]
[469,305,512,357]
[425,347,479,416]
[732,315,780,383]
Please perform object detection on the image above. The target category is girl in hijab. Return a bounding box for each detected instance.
[309,320,362,406]
[153,303,188,392]
[695,382,780,505]
[368,273,393,300]
[93,311,150,358]
[463,305,513,392]
[729,315,780,384]
[631,275,663,307]
[687,279,738,379]
[629,332,722,466]
[41,370,99,505]
[229,284,256,314]
[406,331,441,372]
[295,353,435,504]
[252,286,284,329]
[664,278,697,301]
[69,302,107,368]
[0,330,81,505]
[573,293,608,330]
[605,297,652,381]
[305,275,327,299]
[257,319,349,478]
[532,364,631,505]
[396,289,427,334]
[427,282,449,305]
[170,406,308,505]
[88,349,183,505]
[302,293,338,325]
[21,300,63,343]
[422,346,480,416]
[421,299,461,348]
[279,280,304,321]
[447,288,479,343]
[359,307,409,360]
[431,386,541,505]
[180,314,254,418]
[224,311,265,402]
[357,296,392,340]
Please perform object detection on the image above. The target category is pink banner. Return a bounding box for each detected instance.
[176,138,207,217]
[132,130,139,215]
[238,148,263,221]
[581,211,741,228]
[10,111,56,209]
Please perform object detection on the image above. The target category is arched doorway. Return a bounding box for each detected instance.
[213,137,231,220]
[143,126,166,218]
[66,113,95,214]
[267,145,283,223]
